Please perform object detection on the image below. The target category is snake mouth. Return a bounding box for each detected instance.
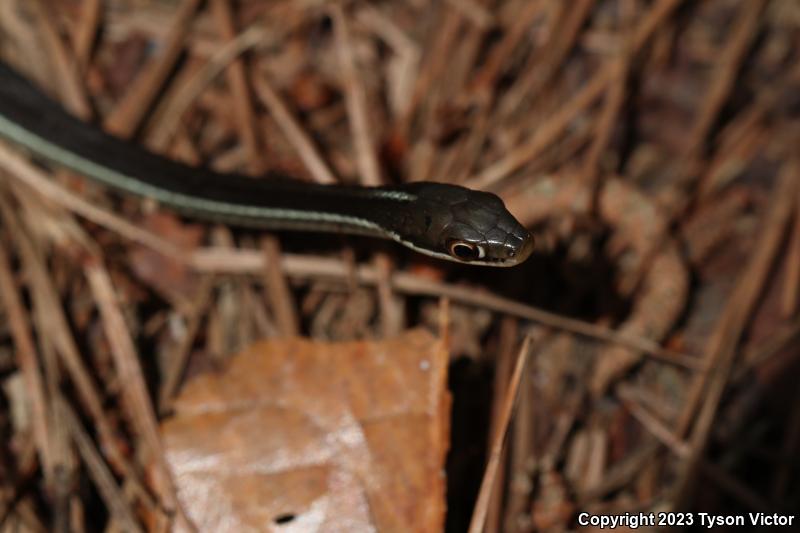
[507,233,534,266]
[467,234,534,266]
[463,231,534,267]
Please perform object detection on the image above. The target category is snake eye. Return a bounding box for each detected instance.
[448,240,484,261]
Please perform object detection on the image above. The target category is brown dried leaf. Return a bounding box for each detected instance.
[161,329,450,532]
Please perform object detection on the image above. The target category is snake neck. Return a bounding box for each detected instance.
[0,62,420,238]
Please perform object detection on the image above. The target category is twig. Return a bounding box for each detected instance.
[84,261,193,530]
[332,4,382,185]
[469,0,684,190]
[735,315,800,382]
[373,253,404,337]
[486,317,518,533]
[0,226,54,482]
[621,389,774,513]
[443,0,494,29]
[619,387,690,457]
[58,398,143,533]
[771,384,800,501]
[147,25,267,151]
[70,0,102,71]
[401,6,461,144]
[698,64,800,199]
[468,336,533,533]
[209,0,264,172]
[251,66,338,184]
[782,180,800,316]
[159,275,215,409]
[103,0,202,138]
[29,0,92,118]
[191,247,701,368]
[498,0,594,120]
[0,194,131,474]
[581,0,635,196]
[355,6,420,118]
[683,0,767,159]
[261,236,299,336]
[672,156,799,509]
[0,142,187,261]
[472,1,545,94]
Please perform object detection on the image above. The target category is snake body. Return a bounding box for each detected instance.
[0,62,533,266]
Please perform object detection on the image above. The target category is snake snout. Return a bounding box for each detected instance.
[513,232,535,264]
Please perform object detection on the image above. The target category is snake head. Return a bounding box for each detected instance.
[390,182,534,267]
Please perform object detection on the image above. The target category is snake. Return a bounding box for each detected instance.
[0,62,533,267]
